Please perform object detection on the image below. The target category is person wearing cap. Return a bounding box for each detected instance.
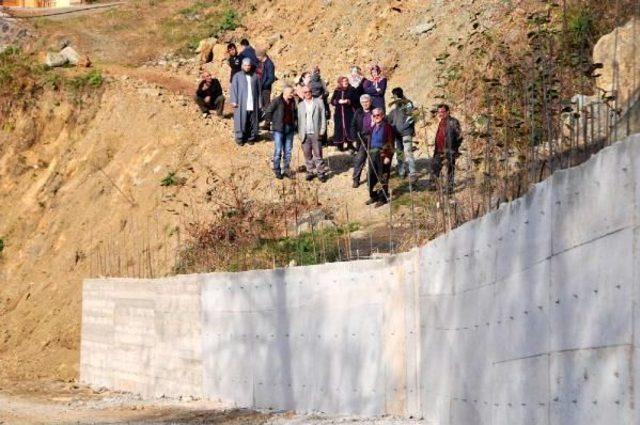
[389,87,417,183]
[194,71,225,118]
[256,49,276,129]
[230,57,262,145]
[362,64,387,112]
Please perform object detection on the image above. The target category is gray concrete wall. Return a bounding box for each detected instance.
[81,275,203,398]
[81,134,640,423]
[418,135,640,424]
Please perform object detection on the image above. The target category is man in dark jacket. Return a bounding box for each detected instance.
[430,104,462,194]
[256,49,276,129]
[238,38,259,67]
[351,94,373,188]
[366,108,395,207]
[194,71,225,118]
[389,87,417,183]
[310,66,331,120]
[264,86,297,179]
[227,43,242,82]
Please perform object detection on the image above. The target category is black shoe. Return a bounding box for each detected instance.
[352,180,360,189]
[283,168,293,179]
[236,140,245,146]
[306,174,315,181]
[247,139,255,145]
[365,198,377,205]
[318,174,328,183]
[374,199,388,208]
[274,171,283,180]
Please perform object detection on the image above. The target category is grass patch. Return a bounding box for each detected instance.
[256,223,360,268]
[0,46,46,108]
[160,2,241,56]
[0,46,104,111]
[160,171,184,187]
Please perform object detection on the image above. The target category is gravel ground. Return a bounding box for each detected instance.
[0,385,428,425]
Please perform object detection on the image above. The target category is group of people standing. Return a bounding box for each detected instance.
[193,39,463,206]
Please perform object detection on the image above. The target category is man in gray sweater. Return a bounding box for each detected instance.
[297,86,328,182]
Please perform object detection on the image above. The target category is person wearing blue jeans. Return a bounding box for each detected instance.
[264,86,298,179]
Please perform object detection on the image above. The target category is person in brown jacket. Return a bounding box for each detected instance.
[365,108,395,207]
[430,104,462,194]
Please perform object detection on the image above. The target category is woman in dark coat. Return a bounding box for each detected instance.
[362,64,387,112]
[348,66,365,109]
[330,76,358,151]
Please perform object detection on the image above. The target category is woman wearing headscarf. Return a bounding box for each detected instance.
[347,66,365,109]
[330,76,358,151]
[362,64,387,112]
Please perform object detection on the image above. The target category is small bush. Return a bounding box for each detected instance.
[160,171,179,187]
[218,9,239,32]
[67,69,103,91]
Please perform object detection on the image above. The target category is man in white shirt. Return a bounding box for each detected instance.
[230,58,262,145]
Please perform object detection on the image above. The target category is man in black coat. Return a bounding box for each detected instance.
[194,71,225,118]
[238,38,259,67]
[430,104,463,194]
[256,49,276,129]
[351,94,374,188]
[264,86,297,179]
[227,43,242,83]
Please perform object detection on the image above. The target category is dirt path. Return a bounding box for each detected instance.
[0,392,272,425]
[0,383,425,424]
[102,64,197,96]
[6,2,124,19]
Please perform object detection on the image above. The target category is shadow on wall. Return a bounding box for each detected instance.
[200,258,410,415]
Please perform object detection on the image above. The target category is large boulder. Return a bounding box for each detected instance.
[196,37,216,63]
[60,46,80,65]
[593,17,640,109]
[44,52,68,67]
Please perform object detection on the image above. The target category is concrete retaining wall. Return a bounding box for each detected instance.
[81,134,640,423]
